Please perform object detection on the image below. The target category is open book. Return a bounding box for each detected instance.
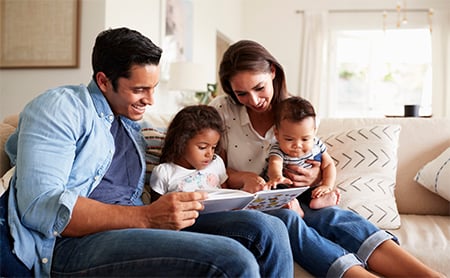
[200,186,309,214]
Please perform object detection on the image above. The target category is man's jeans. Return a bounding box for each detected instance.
[51,210,292,277]
[3,190,293,278]
[0,190,33,277]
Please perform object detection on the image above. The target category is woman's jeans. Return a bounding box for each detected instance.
[267,200,394,278]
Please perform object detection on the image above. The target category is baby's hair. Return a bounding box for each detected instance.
[160,105,225,163]
[274,96,316,128]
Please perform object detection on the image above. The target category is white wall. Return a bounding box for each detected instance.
[1,0,449,119]
[0,0,106,119]
[239,0,450,117]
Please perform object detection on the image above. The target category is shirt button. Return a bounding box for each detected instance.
[94,176,99,181]
[53,231,59,236]
[109,115,114,121]
[42,258,49,264]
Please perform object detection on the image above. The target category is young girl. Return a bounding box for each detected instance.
[150,105,227,201]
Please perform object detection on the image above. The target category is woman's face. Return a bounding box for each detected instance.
[229,69,275,113]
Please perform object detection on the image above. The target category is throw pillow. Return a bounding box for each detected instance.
[141,127,166,204]
[142,127,166,174]
[320,124,402,229]
[0,166,15,197]
[414,147,450,201]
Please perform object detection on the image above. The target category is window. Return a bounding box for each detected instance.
[329,28,432,118]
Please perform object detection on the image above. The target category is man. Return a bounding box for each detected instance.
[0,27,293,277]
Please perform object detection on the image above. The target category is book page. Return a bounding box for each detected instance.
[202,188,253,200]
[245,187,309,211]
[201,194,254,214]
[199,187,309,214]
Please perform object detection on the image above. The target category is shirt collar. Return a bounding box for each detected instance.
[87,80,115,123]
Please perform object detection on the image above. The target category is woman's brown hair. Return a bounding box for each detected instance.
[219,40,289,106]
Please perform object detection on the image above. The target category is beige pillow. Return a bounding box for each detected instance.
[141,127,166,204]
[414,147,450,201]
[0,166,15,197]
[320,124,401,229]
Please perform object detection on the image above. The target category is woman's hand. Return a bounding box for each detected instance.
[283,160,322,187]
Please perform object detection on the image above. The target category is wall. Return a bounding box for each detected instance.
[0,0,106,119]
[240,0,450,117]
[1,0,449,119]
[0,0,242,119]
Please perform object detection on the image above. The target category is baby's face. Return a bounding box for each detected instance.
[274,117,316,157]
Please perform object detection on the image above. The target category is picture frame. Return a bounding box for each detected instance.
[159,0,193,81]
[0,0,80,68]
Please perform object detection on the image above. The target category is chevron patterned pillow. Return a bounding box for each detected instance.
[415,147,450,202]
[320,124,402,229]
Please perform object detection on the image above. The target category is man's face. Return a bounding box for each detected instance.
[101,64,160,121]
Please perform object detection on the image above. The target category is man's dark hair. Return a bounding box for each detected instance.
[92,27,162,91]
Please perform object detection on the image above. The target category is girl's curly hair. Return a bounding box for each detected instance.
[159,105,225,163]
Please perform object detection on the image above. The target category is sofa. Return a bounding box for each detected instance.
[1,114,450,277]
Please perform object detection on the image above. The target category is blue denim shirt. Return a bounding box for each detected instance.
[5,80,146,277]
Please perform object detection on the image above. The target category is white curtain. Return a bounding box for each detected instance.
[298,11,329,116]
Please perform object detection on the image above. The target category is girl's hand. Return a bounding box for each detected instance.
[240,172,269,193]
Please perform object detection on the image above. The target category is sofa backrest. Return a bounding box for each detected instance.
[0,115,18,177]
[2,114,449,216]
[317,117,450,216]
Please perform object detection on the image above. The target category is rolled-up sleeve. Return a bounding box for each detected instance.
[7,86,114,237]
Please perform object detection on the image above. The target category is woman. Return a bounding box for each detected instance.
[210,39,442,277]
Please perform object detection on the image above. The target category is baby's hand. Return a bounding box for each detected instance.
[311,185,333,198]
[266,176,293,189]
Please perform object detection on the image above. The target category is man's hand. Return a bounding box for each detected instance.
[283,160,321,187]
[144,191,207,230]
[62,193,207,237]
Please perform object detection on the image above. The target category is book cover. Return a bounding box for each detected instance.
[200,187,309,214]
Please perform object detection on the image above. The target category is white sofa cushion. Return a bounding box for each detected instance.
[387,214,450,275]
[415,147,450,201]
[321,124,401,229]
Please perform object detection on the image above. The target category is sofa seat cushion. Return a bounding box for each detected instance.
[388,214,450,275]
